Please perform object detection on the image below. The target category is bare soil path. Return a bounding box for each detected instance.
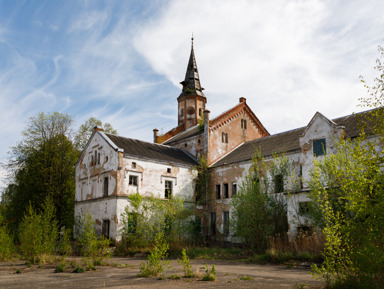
[0,257,324,289]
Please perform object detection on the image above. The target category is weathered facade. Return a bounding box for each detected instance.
[75,39,376,241]
[75,130,197,240]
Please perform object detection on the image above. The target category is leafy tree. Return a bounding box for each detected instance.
[3,112,78,232]
[230,154,292,251]
[309,137,384,288]
[74,117,117,150]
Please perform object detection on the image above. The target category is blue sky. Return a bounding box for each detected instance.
[1,0,384,188]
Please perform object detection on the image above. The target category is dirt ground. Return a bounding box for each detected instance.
[0,257,324,289]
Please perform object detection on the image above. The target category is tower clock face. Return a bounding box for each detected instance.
[187,107,195,115]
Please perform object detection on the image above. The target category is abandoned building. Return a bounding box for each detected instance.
[75,39,376,241]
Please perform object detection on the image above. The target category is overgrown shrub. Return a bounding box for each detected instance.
[76,212,111,266]
[139,232,170,277]
[19,198,58,262]
[0,225,15,260]
[202,264,216,281]
[178,248,193,277]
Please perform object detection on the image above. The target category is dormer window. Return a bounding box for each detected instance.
[313,139,326,156]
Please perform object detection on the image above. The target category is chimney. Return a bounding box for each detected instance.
[153,128,159,143]
[239,97,246,103]
[93,126,103,132]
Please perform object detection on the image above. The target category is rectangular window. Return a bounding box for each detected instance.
[274,174,284,193]
[216,184,221,199]
[210,212,216,236]
[222,132,228,143]
[223,183,229,198]
[94,151,97,165]
[98,153,100,165]
[165,180,172,199]
[241,119,247,129]
[223,211,229,235]
[167,168,171,173]
[132,162,136,169]
[102,220,110,239]
[232,183,237,196]
[103,177,108,197]
[313,139,326,156]
[129,175,138,186]
[199,108,202,116]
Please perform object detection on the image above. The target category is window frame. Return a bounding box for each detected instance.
[216,184,221,199]
[165,180,172,199]
[223,183,229,198]
[103,177,108,197]
[129,175,138,186]
[313,138,326,156]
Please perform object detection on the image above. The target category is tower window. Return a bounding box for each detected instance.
[181,108,184,117]
[199,108,202,116]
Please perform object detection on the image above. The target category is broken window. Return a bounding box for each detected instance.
[223,211,229,235]
[299,202,311,215]
[232,183,237,196]
[210,212,216,236]
[103,177,108,197]
[216,184,221,199]
[165,180,172,199]
[274,174,284,193]
[102,220,110,239]
[223,183,229,198]
[313,138,326,156]
[167,168,171,173]
[129,175,138,186]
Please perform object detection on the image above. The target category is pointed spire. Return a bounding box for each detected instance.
[179,37,205,97]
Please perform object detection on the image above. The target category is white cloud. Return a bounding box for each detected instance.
[68,10,109,32]
[133,0,384,134]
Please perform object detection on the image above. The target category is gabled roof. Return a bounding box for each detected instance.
[213,109,376,168]
[178,38,205,98]
[213,127,305,167]
[164,124,203,144]
[105,133,198,166]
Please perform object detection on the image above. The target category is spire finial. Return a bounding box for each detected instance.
[191,33,194,47]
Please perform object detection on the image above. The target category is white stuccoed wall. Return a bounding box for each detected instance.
[75,131,196,241]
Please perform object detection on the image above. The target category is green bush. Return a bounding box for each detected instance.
[177,248,193,277]
[57,228,72,256]
[139,232,170,277]
[0,226,15,261]
[55,262,67,273]
[76,212,111,265]
[202,264,216,281]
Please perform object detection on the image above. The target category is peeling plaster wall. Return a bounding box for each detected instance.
[299,115,342,189]
[167,134,204,159]
[75,133,196,241]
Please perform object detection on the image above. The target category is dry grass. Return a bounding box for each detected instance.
[269,231,325,255]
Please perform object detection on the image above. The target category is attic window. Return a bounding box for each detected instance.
[222,132,228,144]
[132,162,136,169]
[241,119,247,129]
[167,168,171,173]
[313,139,326,156]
